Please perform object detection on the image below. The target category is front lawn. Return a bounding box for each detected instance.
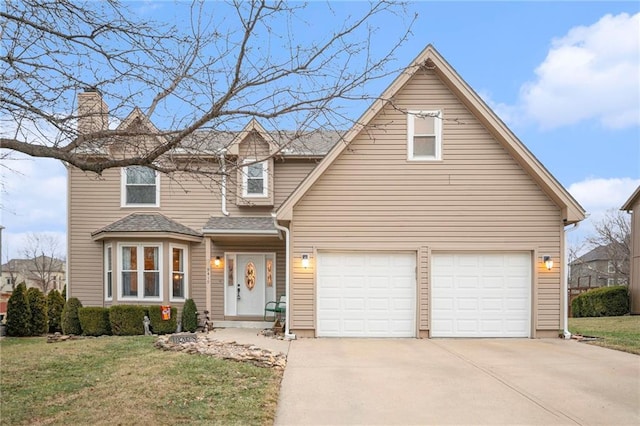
[569,316,640,355]
[0,336,281,425]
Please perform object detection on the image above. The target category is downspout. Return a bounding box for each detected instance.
[563,222,580,339]
[272,213,295,340]
[219,150,230,216]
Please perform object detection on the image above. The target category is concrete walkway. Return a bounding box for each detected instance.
[209,327,291,354]
[275,338,640,425]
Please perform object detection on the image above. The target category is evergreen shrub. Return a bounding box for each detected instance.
[78,307,112,336]
[109,305,147,335]
[6,283,31,337]
[61,297,83,335]
[26,287,48,335]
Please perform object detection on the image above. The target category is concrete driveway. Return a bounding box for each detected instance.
[275,338,639,425]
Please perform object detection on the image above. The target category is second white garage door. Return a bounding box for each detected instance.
[431,253,531,338]
[317,252,416,337]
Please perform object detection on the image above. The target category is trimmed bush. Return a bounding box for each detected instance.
[61,285,66,300]
[47,289,65,333]
[109,305,147,335]
[78,307,111,336]
[26,287,48,336]
[147,305,177,334]
[181,299,198,332]
[572,286,630,318]
[6,283,31,337]
[61,297,83,335]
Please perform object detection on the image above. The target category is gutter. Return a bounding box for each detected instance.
[272,213,295,340]
[563,222,580,339]
[219,150,230,216]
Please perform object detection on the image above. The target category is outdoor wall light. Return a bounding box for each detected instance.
[210,256,222,269]
[301,254,310,269]
[543,255,553,271]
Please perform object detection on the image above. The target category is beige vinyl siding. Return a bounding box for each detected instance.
[68,167,212,307]
[631,198,640,314]
[68,155,314,310]
[290,67,563,335]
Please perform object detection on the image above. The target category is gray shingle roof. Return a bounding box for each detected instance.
[203,216,278,234]
[92,213,202,238]
[182,129,343,156]
[570,244,621,265]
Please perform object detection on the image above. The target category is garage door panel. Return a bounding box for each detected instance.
[432,253,531,338]
[317,252,416,337]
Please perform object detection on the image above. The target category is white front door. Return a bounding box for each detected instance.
[224,253,276,317]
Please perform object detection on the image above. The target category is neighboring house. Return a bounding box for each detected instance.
[67,45,585,338]
[0,256,67,294]
[569,244,629,289]
[622,185,640,314]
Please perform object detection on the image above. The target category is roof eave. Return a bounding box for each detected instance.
[621,185,640,211]
[91,231,202,242]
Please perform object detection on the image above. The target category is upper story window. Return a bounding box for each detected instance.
[407,110,442,161]
[242,160,268,197]
[122,166,159,207]
[607,260,615,274]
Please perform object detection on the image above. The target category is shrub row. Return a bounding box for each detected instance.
[572,286,630,318]
[5,284,64,337]
[7,295,199,337]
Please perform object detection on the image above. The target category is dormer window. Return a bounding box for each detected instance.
[407,110,442,161]
[121,166,159,207]
[242,160,268,197]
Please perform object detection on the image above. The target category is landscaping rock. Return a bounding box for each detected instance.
[154,334,287,370]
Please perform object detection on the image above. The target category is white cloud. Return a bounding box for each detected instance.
[1,153,67,260]
[566,177,639,252]
[509,13,640,130]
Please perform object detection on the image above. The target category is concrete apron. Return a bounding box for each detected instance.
[275,338,640,425]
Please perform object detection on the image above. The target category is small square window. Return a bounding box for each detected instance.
[242,160,268,197]
[408,111,442,161]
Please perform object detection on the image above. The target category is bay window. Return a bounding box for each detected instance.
[118,243,162,300]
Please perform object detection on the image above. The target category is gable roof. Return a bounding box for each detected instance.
[622,185,640,211]
[570,244,623,265]
[91,213,202,242]
[276,44,586,224]
[226,119,280,156]
[2,256,65,272]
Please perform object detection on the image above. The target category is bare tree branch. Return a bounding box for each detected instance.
[1,0,414,181]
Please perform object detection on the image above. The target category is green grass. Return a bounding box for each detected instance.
[569,316,640,355]
[0,336,282,425]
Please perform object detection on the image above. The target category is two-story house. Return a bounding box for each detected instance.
[1,256,66,294]
[67,45,585,338]
[569,244,629,289]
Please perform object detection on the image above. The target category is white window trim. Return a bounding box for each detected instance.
[117,242,163,302]
[407,110,442,161]
[104,244,113,301]
[169,243,189,302]
[120,167,161,207]
[241,159,268,198]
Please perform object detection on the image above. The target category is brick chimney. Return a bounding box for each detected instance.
[77,87,108,134]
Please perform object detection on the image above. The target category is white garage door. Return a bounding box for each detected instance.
[431,253,531,337]
[317,252,416,337]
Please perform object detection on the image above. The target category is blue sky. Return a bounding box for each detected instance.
[1,1,639,260]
